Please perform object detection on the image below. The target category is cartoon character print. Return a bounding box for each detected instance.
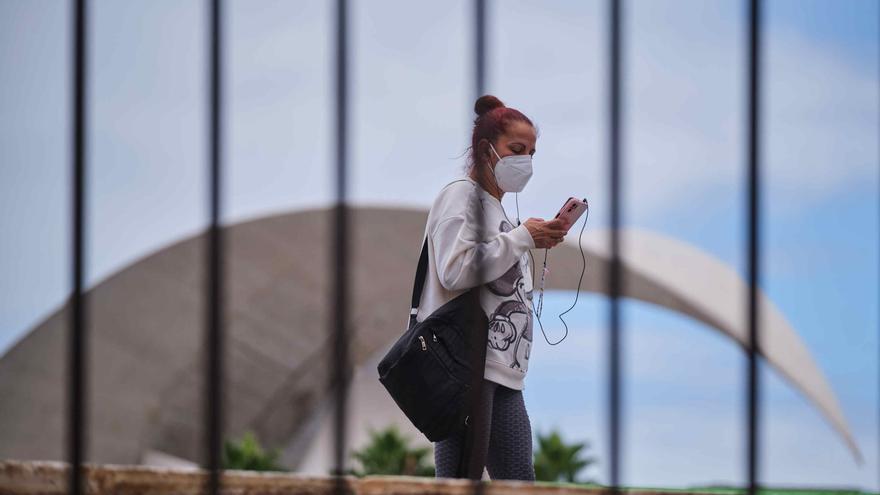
[486,220,534,370]
[487,299,525,351]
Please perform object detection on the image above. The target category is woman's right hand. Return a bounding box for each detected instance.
[524,218,568,249]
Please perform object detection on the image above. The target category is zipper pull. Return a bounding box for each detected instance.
[432,333,438,343]
[418,335,427,351]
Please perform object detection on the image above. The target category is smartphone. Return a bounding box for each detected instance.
[554,197,589,230]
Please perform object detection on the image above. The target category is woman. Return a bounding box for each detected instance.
[415,95,568,480]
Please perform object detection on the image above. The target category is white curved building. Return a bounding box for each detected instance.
[0,206,861,471]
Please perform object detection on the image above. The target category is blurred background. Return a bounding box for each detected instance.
[0,0,878,492]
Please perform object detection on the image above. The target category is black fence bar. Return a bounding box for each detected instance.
[746,1,762,494]
[331,0,351,491]
[474,0,486,97]
[68,1,88,495]
[606,0,623,492]
[204,1,224,495]
[468,2,489,488]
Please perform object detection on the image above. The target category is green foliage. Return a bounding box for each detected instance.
[350,425,435,477]
[533,429,596,483]
[222,431,286,472]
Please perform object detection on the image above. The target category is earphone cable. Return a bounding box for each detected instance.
[529,208,589,345]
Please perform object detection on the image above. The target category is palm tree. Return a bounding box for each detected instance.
[533,429,597,483]
[222,431,286,472]
[350,425,435,477]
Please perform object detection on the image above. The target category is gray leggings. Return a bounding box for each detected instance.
[434,380,535,481]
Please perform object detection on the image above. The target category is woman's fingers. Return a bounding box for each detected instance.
[545,224,568,236]
[549,231,566,243]
[545,218,565,229]
[527,218,569,249]
[526,218,569,249]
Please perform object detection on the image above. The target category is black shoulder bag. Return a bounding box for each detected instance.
[377,236,489,477]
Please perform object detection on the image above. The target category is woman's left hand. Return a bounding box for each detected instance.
[524,218,568,249]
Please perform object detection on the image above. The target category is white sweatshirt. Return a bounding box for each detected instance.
[414,176,536,390]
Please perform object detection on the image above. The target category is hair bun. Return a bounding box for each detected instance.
[474,94,505,116]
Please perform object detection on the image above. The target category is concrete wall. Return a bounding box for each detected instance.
[0,460,707,495]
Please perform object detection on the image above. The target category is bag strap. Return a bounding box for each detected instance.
[407,237,430,329]
[408,178,472,329]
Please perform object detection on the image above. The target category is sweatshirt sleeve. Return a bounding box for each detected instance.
[431,213,536,292]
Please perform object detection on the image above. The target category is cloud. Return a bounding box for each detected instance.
[764,28,878,207]
[483,0,878,230]
[625,1,877,221]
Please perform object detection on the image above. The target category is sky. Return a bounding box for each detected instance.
[0,0,878,491]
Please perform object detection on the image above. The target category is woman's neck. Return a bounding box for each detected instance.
[468,164,504,202]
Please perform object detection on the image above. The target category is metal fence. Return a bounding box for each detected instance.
[62,1,875,495]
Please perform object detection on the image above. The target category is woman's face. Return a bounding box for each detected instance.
[488,120,537,168]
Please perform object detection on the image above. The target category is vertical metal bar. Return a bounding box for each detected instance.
[606,0,623,492]
[68,1,88,495]
[461,0,488,487]
[205,1,224,495]
[474,0,486,97]
[467,1,488,487]
[331,0,350,492]
[745,1,762,494]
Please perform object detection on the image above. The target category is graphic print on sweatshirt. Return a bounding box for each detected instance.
[486,219,534,370]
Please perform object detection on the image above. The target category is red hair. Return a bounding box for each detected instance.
[468,95,535,169]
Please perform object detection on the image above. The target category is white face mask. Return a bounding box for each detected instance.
[488,142,533,193]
